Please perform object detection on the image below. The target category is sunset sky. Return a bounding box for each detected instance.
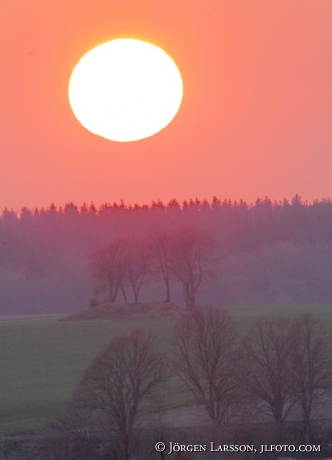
[1,1,332,212]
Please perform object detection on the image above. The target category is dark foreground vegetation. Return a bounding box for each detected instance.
[2,307,332,459]
[2,196,332,313]
[2,423,332,460]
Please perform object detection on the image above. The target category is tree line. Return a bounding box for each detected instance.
[58,308,332,459]
[2,196,332,312]
[3,196,332,256]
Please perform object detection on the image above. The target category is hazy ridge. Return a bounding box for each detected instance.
[1,196,332,314]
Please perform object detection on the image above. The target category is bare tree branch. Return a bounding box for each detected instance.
[89,236,129,303]
[243,317,294,439]
[72,328,167,459]
[172,306,241,426]
[125,235,151,303]
[170,226,217,309]
[290,312,332,443]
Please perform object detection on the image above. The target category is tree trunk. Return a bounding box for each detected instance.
[274,420,283,443]
[183,284,191,309]
[164,278,171,303]
[186,284,196,309]
[303,417,311,444]
[119,284,127,303]
[122,431,130,460]
[110,284,118,303]
[273,407,284,442]
[134,289,139,303]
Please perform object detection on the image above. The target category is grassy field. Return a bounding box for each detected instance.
[0,304,331,434]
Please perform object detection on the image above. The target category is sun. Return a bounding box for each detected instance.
[68,39,183,142]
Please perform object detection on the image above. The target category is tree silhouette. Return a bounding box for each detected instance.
[173,306,241,426]
[170,225,216,308]
[290,313,332,443]
[125,235,151,303]
[89,236,129,303]
[147,229,173,302]
[243,317,294,439]
[72,328,166,459]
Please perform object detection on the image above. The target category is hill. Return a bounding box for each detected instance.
[60,301,184,321]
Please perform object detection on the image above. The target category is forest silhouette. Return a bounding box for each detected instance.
[1,195,332,314]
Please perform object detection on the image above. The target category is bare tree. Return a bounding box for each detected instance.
[125,235,151,303]
[147,229,173,303]
[172,306,241,426]
[72,328,167,460]
[89,236,129,303]
[243,317,294,439]
[170,225,216,309]
[290,312,332,443]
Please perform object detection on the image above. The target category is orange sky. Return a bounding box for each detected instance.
[1,1,332,211]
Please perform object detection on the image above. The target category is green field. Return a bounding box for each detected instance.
[0,304,331,434]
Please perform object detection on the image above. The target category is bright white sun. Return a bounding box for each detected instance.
[68,39,183,142]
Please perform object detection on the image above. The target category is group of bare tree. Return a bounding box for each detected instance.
[89,225,217,308]
[245,313,332,443]
[63,308,332,458]
[173,308,332,440]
